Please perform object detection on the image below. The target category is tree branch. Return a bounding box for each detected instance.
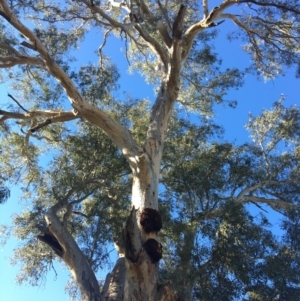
[203,0,209,18]
[0,0,141,162]
[220,13,261,34]
[157,20,172,48]
[243,196,296,211]
[134,24,169,67]
[0,55,45,68]
[98,28,112,69]
[29,111,81,132]
[156,0,172,30]
[236,178,300,201]
[0,108,78,122]
[7,93,30,113]
[78,0,135,30]
[79,0,170,66]
[0,42,21,56]
[182,1,237,62]
[240,0,300,15]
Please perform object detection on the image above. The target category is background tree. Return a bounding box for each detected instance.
[0,0,300,300]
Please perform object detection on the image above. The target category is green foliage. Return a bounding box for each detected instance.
[159,103,300,300]
[1,0,300,300]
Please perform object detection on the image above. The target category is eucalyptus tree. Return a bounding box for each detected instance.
[0,0,300,301]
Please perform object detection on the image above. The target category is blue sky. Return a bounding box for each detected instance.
[0,13,299,301]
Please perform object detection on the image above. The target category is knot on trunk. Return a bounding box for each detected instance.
[143,238,162,263]
[140,208,162,233]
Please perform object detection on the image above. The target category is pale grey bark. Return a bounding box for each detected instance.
[45,207,102,301]
[101,258,126,301]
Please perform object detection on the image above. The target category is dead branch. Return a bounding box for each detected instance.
[98,29,112,69]
[7,93,30,113]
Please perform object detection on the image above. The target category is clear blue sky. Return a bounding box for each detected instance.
[0,13,299,301]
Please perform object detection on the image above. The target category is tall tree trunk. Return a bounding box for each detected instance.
[102,4,186,291]
[103,83,180,300]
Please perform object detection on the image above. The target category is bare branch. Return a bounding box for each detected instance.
[154,0,173,47]
[72,211,88,218]
[0,42,21,56]
[98,28,112,69]
[244,196,296,211]
[0,55,45,68]
[78,0,170,66]
[203,0,209,18]
[157,20,172,48]
[220,13,261,34]
[29,114,79,132]
[172,4,186,40]
[20,41,37,50]
[78,0,135,30]
[0,108,77,122]
[169,5,186,90]
[7,93,30,113]
[240,0,300,15]
[134,24,169,67]
[156,0,172,30]
[182,1,237,62]
[237,178,300,201]
[108,0,130,12]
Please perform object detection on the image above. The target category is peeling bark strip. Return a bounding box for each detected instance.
[122,206,142,263]
[140,208,162,233]
[172,5,186,39]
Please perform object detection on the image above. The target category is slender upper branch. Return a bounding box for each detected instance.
[79,0,169,66]
[134,24,169,67]
[78,0,134,29]
[237,178,300,201]
[203,0,209,18]
[0,42,22,56]
[220,13,261,34]
[240,0,300,15]
[182,0,238,61]
[243,196,296,211]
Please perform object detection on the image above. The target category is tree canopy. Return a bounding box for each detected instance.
[0,0,300,300]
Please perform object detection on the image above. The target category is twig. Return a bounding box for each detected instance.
[20,40,37,51]
[98,29,112,69]
[30,119,51,132]
[250,201,268,213]
[50,258,58,278]
[72,211,88,218]
[120,29,130,65]
[7,93,30,113]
